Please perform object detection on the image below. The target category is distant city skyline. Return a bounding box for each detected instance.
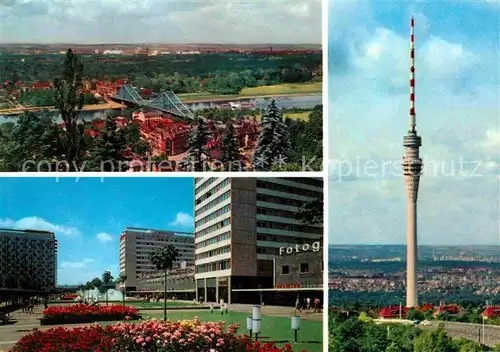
[0,178,194,285]
[328,2,499,246]
[0,1,321,44]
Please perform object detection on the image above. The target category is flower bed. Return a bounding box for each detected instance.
[11,318,303,352]
[40,304,140,325]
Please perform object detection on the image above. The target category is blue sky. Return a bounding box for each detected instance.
[0,177,194,285]
[0,0,320,44]
[328,2,499,245]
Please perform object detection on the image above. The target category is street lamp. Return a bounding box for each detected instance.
[291,316,301,343]
[252,306,261,340]
[246,316,253,338]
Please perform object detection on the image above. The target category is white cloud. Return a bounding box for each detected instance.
[0,216,80,237]
[96,232,113,243]
[0,0,321,43]
[169,212,194,228]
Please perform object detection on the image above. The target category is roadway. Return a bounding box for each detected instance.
[0,102,125,116]
[375,319,500,347]
[423,320,500,347]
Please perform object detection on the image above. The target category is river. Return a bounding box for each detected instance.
[0,94,322,123]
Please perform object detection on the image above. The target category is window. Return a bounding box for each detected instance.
[281,265,290,275]
[300,263,309,273]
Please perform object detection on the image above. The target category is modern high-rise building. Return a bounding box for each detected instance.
[0,228,57,292]
[193,177,323,303]
[402,17,423,308]
[119,227,194,291]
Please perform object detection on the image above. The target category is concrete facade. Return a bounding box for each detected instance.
[135,267,195,293]
[193,177,323,303]
[274,244,323,288]
[119,227,194,290]
[0,228,57,292]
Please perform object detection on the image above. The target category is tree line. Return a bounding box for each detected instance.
[1,52,321,95]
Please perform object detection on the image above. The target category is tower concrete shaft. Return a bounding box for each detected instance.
[403,16,422,308]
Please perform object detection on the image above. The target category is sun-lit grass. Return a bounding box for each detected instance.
[177,82,322,102]
[143,310,323,352]
[255,111,311,122]
[239,82,322,96]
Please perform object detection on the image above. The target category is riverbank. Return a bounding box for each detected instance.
[0,83,322,116]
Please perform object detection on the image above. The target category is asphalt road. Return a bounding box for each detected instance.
[424,321,500,347]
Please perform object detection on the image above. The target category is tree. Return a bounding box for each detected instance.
[295,197,323,225]
[219,122,241,171]
[413,325,454,352]
[180,118,211,171]
[0,112,65,171]
[285,105,323,171]
[150,245,179,321]
[53,49,85,170]
[116,273,128,307]
[407,309,424,321]
[101,271,114,306]
[124,123,150,156]
[91,277,103,299]
[85,114,130,171]
[253,100,291,171]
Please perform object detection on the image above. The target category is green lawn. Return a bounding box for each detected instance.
[144,310,322,352]
[256,110,311,122]
[126,301,197,309]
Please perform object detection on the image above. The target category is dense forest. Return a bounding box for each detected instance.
[1,52,321,95]
[329,311,500,352]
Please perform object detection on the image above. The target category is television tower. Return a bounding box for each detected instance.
[403,16,422,308]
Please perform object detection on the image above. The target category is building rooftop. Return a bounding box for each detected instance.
[0,228,55,236]
[123,227,193,236]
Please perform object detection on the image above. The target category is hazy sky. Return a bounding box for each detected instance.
[328,2,499,245]
[0,178,194,285]
[0,0,321,44]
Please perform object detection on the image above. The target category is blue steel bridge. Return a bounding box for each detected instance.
[110,84,195,119]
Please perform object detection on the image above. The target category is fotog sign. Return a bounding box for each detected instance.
[279,241,321,255]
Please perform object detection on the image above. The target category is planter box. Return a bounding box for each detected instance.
[40,315,141,326]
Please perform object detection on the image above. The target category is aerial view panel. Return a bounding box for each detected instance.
[329,2,499,351]
[0,1,322,172]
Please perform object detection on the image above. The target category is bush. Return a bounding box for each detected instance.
[10,318,300,352]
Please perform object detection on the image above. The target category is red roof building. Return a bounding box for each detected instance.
[137,118,190,156]
[378,305,408,319]
[433,304,461,317]
[481,306,500,319]
[31,82,52,89]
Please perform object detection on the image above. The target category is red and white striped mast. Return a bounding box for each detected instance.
[409,16,416,132]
